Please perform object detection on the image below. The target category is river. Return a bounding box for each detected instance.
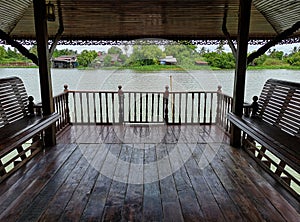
[0,68,300,103]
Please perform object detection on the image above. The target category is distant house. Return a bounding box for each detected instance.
[92,52,124,68]
[52,55,78,68]
[195,60,208,66]
[159,56,177,65]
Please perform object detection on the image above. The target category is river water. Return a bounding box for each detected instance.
[0,68,300,103]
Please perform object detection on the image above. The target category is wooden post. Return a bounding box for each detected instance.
[33,0,56,147]
[118,85,124,124]
[163,85,169,124]
[230,0,252,147]
[216,85,222,124]
[64,84,71,124]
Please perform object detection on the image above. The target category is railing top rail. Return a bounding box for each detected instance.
[66,90,220,94]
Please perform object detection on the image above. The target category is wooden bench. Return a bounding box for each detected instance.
[228,79,300,200]
[0,77,59,181]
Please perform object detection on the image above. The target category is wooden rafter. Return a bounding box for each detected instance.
[247,21,300,64]
[0,29,38,65]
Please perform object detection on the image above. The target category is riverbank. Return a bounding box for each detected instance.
[2,64,300,71]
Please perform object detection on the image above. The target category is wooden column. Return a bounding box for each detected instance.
[230,0,252,147]
[33,0,56,146]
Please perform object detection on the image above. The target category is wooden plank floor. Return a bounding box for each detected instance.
[0,124,299,222]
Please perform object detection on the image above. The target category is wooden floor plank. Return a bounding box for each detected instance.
[143,144,163,221]
[157,143,184,222]
[0,125,298,222]
[122,144,144,221]
[79,144,113,221]
[60,144,99,221]
[101,144,129,221]
[180,143,227,222]
[222,144,300,222]
[170,144,204,221]
[16,144,89,222]
[0,144,78,221]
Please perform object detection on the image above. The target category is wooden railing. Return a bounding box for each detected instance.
[215,86,233,134]
[53,85,71,134]
[59,85,233,127]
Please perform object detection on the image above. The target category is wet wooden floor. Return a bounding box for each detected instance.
[0,124,299,222]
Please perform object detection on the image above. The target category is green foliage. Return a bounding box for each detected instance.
[52,48,77,58]
[126,44,163,66]
[107,46,123,55]
[262,58,288,66]
[164,44,197,66]
[252,54,267,66]
[103,55,112,67]
[203,52,235,69]
[0,46,7,58]
[77,50,98,67]
[286,51,300,66]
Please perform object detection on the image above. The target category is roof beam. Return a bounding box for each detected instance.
[222,2,237,59]
[49,0,64,58]
[0,29,38,65]
[247,21,300,64]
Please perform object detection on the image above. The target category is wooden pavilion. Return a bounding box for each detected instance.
[0,0,300,221]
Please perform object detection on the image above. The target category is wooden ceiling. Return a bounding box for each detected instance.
[1,0,300,43]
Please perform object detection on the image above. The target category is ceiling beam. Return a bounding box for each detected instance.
[0,29,38,65]
[247,21,300,64]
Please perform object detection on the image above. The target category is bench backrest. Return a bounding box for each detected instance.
[0,77,29,128]
[258,79,300,137]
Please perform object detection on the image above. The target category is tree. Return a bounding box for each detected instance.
[203,52,235,69]
[77,50,98,67]
[52,48,77,58]
[286,51,300,66]
[0,46,7,60]
[164,44,197,66]
[103,55,112,67]
[127,43,163,66]
[107,46,123,55]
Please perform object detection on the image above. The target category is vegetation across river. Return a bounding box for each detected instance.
[1,41,300,70]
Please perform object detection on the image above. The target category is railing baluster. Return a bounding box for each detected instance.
[210,92,213,124]
[105,93,109,123]
[151,93,154,122]
[191,92,194,123]
[157,94,160,122]
[134,93,137,122]
[179,93,182,124]
[128,93,131,122]
[73,92,77,124]
[93,93,96,123]
[140,93,143,122]
[99,92,103,124]
[112,93,115,124]
[87,93,90,123]
[198,92,201,123]
[204,93,207,124]
[146,93,148,122]
[185,92,188,123]
[172,93,175,124]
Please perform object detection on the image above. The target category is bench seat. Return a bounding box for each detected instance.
[228,113,300,173]
[228,78,300,200]
[0,113,59,157]
[0,76,59,181]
